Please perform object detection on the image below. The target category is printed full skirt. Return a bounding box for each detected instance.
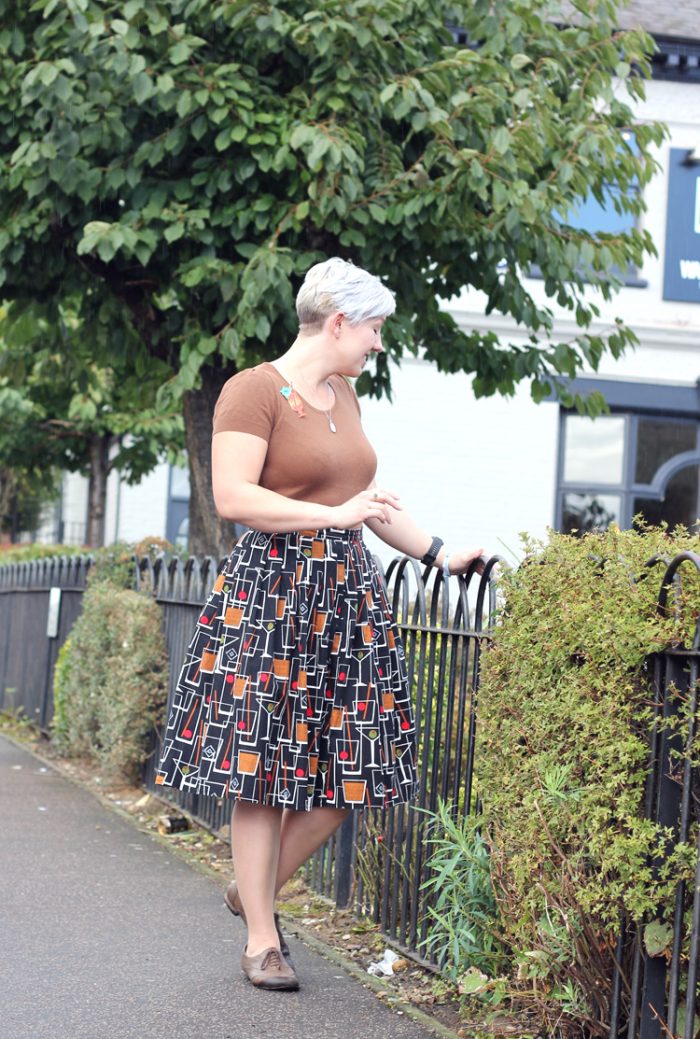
[155,528,417,810]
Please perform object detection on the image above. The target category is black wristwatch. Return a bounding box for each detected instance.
[421,536,444,566]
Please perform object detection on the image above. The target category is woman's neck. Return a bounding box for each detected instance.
[273,334,336,393]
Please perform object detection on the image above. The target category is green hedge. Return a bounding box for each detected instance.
[475,525,699,1036]
[51,539,172,783]
[0,542,86,563]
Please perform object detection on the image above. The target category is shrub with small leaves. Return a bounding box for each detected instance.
[52,577,168,782]
[477,524,700,1038]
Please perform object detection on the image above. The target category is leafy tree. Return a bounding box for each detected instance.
[0,0,664,555]
[0,298,183,546]
[0,462,58,543]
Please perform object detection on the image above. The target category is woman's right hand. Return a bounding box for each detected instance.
[329,486,402,529]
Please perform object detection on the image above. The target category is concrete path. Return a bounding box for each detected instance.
[0,735,439,1039]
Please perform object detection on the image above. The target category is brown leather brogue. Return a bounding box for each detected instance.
[240,946,299,991]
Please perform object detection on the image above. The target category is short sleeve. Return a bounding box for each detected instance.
[212,368,279,440]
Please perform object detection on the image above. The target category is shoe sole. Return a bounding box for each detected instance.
[241,969,300,992]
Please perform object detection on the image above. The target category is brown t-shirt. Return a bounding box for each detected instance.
[212,362,378,506]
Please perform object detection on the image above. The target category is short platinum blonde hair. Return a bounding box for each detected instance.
[296,257,396,330]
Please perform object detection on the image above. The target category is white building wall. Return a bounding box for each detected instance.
[60,471,89,545]
[360,359,560,567]
[104,461,170,544]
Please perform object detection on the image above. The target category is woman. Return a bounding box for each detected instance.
[156,258,484,991]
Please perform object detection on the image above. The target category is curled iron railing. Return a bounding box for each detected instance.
[315,553,504,962]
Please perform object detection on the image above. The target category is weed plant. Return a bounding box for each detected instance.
[420,800,508,978]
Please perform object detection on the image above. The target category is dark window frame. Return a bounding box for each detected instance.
[555,378,700,531]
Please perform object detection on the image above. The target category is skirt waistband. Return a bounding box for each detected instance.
[247,527,364,544]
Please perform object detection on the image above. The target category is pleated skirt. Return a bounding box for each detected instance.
[155,528,417,811]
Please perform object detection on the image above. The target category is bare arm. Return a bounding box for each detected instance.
[365,497,484,576]
[212,431,401,533]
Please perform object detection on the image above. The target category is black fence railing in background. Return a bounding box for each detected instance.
[0,555,91,730]
[138,553,233,838]
[300,552,501,963]
[609,552,700,1039]
[1,549,698,1039]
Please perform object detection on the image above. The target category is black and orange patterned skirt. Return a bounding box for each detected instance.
[155,528,417,811]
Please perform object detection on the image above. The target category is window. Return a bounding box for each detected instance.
[562,130,639,239]
[530,130,647,287]
[557,383,700,535]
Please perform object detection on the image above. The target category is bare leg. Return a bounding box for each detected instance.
[275,806,349,894]
[230,801,283,957]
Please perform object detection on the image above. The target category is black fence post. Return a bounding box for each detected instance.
[334,812,355,908]
[639,654,686,1039]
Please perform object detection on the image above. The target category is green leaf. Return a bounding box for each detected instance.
[306,135,331,170]
[169,41,191,64]
[492,127,510,155]
[511,53,532,69]
[133,72,154,104]
[458,967,490,995]
[289,125,312,149]
[196,335,217,357]
[676,1003,700,1039]
[164,223,185,243]
[643,921,673,958]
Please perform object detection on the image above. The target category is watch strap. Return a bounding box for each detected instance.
[420,536,444,566]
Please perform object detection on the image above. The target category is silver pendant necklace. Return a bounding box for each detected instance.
[286,375,336,433]
[324,379,337,432]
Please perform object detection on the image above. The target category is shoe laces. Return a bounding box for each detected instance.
[260,949,283,971]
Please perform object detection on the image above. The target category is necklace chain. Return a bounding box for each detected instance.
[287,374,337,433]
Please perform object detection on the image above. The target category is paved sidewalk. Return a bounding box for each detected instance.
[1,735,438,1039]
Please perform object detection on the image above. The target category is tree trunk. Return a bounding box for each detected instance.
[183,365,240,560]
[86,433,111,548]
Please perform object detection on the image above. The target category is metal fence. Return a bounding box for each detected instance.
[0,555,91,729]
[300,552,501,963]
[1,549,698,1038]
[609,552,700,1039]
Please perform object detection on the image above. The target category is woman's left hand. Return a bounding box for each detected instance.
[444,548,486,576]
